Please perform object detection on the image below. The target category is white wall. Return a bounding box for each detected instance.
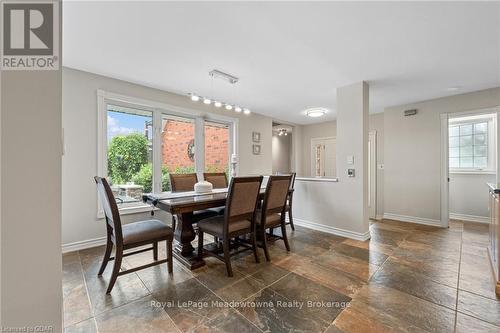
[297,115,384,216]
[450,173,495,220]
[272,133,292,173]
[300,121,337,176]
[1,54,62,330]
[292,82,370,239]
[384,87,500,222]
[62,67,273,247]
[335,82,369,235]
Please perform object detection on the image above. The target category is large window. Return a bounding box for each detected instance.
[98,91,236,215]
[449,115,495,172]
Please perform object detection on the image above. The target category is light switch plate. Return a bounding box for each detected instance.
[347,155,354,165]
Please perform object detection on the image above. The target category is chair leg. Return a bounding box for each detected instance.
[262,227,271,262]
[288,209,295,231]
[106,246,122,294]
[281,221,291,251]
[153,242,158,261]
[98,237,113,276]
[222,238,233,277]
[167,239,173,274]
[251,230,260,264]
[197,230,204,260]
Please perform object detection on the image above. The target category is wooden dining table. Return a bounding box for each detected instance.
[143,187,293,270]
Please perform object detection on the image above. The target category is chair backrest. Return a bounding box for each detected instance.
[261,175,292,218]
[204,172,228,189]
[276,172,296,190]
[289,172,297,190]
[224,176,263,235]
[94,176,123,242]
[170,173,198,192]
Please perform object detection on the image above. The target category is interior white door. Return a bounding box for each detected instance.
[368,131,377,219]
[440,113,449,227]
[311,137,336,177]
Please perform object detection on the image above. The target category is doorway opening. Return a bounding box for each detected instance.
[441,110,497,227]
[272,123,293,174]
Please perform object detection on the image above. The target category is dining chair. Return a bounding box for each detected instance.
[285,172,296,230]
[203,172,228,188]
[94,176,173,294]
[197,176,263,276]
[257,175,292,261]
[203,172,228,216]
[275,172,296,231]
[169,173,218,227]
[169,173,199,192]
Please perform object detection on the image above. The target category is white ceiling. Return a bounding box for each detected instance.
[63,1,500,124]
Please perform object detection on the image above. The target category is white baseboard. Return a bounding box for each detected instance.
[375,214,384,221]
[449,213,489,224]
[383,213,443,227]
[288,217,371,241]
[62,236,107,254]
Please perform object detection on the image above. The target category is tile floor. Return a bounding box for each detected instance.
[62,220,500,332]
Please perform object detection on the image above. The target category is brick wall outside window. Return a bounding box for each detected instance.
[161,120,229,172]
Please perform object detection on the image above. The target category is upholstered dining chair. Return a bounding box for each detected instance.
[203,172,228,216]
[276,172,296,230]
[197,176,263,276]
[169,173,199,192]
[203,172,228,188]
[169,173,218,228]
[285,172,296,230]
[94,176,173,294]
[257,175,292,261]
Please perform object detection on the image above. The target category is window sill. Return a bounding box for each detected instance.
[449,170,496,175]
[97,205,157,219]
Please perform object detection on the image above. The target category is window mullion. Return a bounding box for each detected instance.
[194,117,205,179]
[153,110,162,193]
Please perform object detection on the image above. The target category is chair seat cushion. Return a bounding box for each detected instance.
[197,215,251,236]
[192,209,219,222]
[122,220,172,245]
[256,210,282,227]
[207,206,225,215]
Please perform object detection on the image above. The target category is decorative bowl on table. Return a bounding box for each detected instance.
[194,181,213,194]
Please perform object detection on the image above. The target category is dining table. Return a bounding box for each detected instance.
[142,187,293,270]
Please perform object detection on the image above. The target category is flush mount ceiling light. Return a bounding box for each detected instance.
[447,86,462,91]
[305,107,328,118]
[214,101,222,108]
[190,94,200,102]
[243,108,251,115]
[235,106,242,113]
[203,98,211,105]
[225,104,233,110]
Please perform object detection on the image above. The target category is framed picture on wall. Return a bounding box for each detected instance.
[253,144,261,155]
[252,131,261,143]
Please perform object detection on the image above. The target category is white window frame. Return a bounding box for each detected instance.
[448,113,496,174]
[97,90,238,218]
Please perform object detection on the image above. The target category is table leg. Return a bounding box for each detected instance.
[173,212,206,270]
